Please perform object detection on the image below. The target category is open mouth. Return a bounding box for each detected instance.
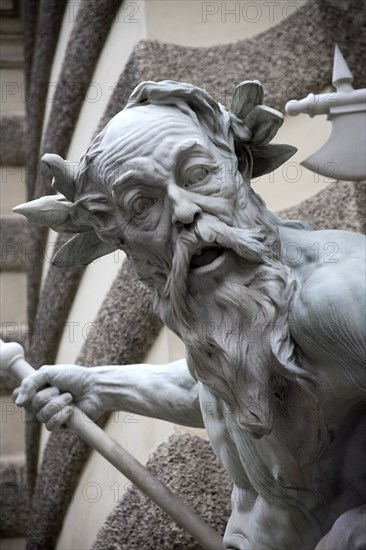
[190,246,224,270]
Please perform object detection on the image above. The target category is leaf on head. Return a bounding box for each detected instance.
[52,231,118,267]
[251,144,297,178]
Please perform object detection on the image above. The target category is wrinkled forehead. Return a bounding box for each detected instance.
[100,104,206,166]
[76,103,219,197]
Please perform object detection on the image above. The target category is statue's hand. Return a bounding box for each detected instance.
[12,365,101,431]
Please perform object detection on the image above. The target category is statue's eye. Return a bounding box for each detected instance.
[184,166,211,188]
[131,196,157,215]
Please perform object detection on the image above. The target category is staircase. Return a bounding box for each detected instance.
[0,1,28,547]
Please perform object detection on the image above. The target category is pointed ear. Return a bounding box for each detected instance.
[230,80,263,120]
[52,231,118,267]
[13,196,89,233]
[42,154,77,201]
[251,144,297,178]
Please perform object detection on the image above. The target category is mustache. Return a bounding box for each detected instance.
[163,214,276,323]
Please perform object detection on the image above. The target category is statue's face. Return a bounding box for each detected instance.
[99,107,285,439]
[99,105,243,288]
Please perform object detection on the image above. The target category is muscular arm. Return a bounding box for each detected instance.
[93,359,203,427]
[14,358,204,430]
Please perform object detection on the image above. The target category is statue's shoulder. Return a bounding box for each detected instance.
[288,229,365,388]
[282,227,364,289]
[294,228,365,296]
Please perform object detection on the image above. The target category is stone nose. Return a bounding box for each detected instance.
[169,187,202,227]
[172,200,202,227]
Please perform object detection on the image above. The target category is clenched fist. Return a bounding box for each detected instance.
[13,364,101,431]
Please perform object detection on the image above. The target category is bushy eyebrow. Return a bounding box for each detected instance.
[112,164,147,192]
[174,141,216,179]
[175,141,213,160]
[111,142,216,196]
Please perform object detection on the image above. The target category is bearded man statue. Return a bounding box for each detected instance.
[13,80,366,550]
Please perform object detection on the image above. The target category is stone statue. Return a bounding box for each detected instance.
[13,80,366,549]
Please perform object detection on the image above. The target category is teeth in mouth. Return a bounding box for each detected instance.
[190,247,224,269]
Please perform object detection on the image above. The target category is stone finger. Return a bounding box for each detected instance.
[12,387,20,403]
[15,370,51,405]
[35,393,73,425]
[31,387,61,413]
[45,404,73,431]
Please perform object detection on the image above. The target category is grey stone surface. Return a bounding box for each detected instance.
[93,434,231,550]
[134,0,365,113]
[0,462,28,537]
[0,217,28,271]
[0,114,25,165]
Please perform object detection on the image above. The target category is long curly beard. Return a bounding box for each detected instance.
[154,214,316,439]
